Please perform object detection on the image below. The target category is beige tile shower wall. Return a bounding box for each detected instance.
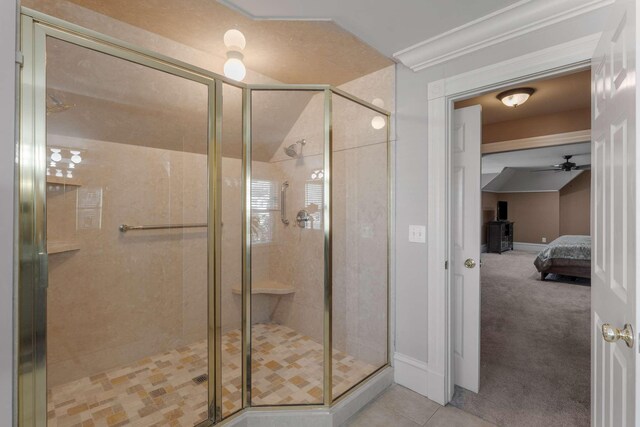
[266,66,394,362]
[46,135,207,386]
[268,154,326,343]
[263,92,326,344]
[332,66,393,366]
[46,134,254,386]
[332,143,388,366]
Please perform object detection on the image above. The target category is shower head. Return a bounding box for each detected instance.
[46,93,74,115]
[283,139,306,158]
[284,145,298,158]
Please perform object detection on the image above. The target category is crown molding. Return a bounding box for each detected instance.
[394,0,613,72]
[481,129,592,154]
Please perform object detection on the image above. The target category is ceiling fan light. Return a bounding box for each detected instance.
[497,87,535,108]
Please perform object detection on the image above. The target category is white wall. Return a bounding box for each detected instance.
[393,9,607,400]
[1,1,17,425]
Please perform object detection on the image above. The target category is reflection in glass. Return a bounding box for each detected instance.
[332,95,388,400]
[250,90,325,405]
[45,38,210,426]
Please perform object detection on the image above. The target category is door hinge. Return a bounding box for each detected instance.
[15,51,24,66]
[445,260,448,270]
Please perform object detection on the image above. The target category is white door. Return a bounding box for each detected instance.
[591,0,638,425]
[452,105,482,393]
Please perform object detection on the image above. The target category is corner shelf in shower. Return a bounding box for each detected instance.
[47,240,80,254]
[231,280,295,295]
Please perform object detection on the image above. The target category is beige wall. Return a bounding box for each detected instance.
[482,108,590,144]
[47,135,210,386]
[481,171,591,246]
[481,191,560,244]
[560,171,591,236]
[481,192,498,244]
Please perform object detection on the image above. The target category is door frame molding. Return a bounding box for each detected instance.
[425,33,598,404]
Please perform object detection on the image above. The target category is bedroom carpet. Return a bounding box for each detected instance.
[450,250,590,427]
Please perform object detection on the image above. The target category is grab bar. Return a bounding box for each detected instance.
[281,181,290,225]
[119,223,207,232]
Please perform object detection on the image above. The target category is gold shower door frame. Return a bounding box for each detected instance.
[17,7,391,427]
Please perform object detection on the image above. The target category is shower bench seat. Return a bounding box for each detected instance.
[231,280,295,295]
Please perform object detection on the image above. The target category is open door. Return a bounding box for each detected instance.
[452,105,482,393]
[591,0,638,425]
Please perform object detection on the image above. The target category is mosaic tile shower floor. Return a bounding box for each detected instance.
[47,323,377,426]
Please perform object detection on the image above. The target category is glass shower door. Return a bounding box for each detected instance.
[249,89,326,406]
[44,37,214,426]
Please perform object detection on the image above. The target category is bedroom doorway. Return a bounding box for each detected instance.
[450,69,593,426]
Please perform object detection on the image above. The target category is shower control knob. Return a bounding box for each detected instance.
[296,210,311,228]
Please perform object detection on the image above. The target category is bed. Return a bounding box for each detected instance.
[534,235,591,281]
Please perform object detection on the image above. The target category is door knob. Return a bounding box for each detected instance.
[602,323,634,348]
[464,258,476,269]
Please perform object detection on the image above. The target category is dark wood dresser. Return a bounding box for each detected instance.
[487,221,514,254]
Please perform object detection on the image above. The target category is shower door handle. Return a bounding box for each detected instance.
[281,181,290,225]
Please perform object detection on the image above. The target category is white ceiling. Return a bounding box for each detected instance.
[482,142,591,174]
[218,0,520,57]
[483,167,585,192]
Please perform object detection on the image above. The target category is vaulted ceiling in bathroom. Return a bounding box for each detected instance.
[46,38,315,160]
[28,0,392,161]
[64,0,393,85]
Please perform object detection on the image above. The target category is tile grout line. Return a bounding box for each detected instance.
[422,405,441,426]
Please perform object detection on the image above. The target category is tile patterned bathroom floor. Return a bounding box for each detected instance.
[47,323,377,427]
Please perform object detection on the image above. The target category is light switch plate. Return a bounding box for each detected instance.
[409,225,426,243]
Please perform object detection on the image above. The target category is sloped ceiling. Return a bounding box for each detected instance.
[29,0,393,160]
[220,0,611,74]
[46,33,315,161]
[482,142,591,174]
[217,0,519,57]
[482,142,591,192]
[483,168,585,192]
[55,0,393,85]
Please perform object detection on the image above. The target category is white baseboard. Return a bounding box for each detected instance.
[393,352,446,405]
[226,367,394,427]
[513,242,547,252]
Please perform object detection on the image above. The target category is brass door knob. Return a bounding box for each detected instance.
[464,258,476,269]
[602,323,634,348]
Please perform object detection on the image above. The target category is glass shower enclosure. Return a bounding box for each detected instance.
[17,8,390,426]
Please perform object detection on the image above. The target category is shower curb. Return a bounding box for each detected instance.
[224,367,394,427]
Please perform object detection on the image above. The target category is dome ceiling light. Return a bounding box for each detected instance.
[497,87,535,108]
[223,29,247,82]
[370,98,386,130]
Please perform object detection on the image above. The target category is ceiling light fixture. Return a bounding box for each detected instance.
[70,150,82,164]
[223,29,247,82]
[50,148,62,162]
[497,87,535,108]
[371,98,386,130]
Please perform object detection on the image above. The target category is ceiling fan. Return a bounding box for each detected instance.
[532,155,591,172]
